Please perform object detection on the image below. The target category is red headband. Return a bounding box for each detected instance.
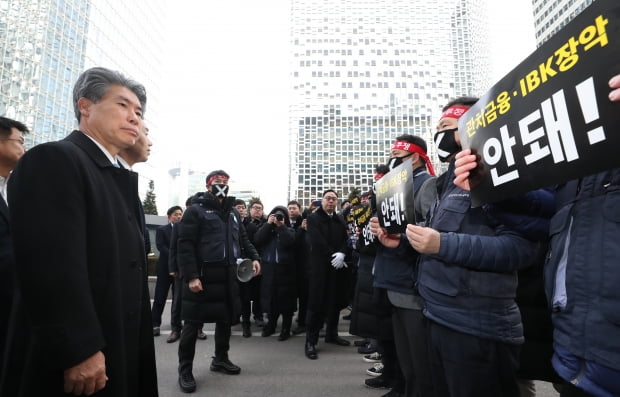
[207,174,229,186]
[374,172,386,180]
[441,105,470,120]
[391,141,436,176]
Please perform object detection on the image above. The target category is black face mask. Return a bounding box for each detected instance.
[433,128,461,162]
[210,184,229,198]
[386,153,412,171]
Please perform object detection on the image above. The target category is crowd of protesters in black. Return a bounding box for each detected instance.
[1,63,620,397]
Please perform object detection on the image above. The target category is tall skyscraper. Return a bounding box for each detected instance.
[0,0,167,206]
[288,0,493,205]
[532,0,594,46]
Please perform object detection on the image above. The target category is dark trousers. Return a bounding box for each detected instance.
[305,307,339,345]
[170,276,183,332]
[178,320,231,374]
[295,269,308,326]
[392,307,435,397]
[267,312,293,332]
[239,276,263,322]
[558,382,595,397]
[151,273,174,327]
[428,321,520,397]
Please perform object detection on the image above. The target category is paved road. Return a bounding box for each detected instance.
[153,303,559,397]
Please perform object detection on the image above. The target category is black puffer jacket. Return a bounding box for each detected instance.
[177,192,259,324]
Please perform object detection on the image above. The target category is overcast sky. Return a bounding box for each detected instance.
[151,0,535,211]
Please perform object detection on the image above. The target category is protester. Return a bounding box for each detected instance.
[405,97,539,397]
[176,170,260,393]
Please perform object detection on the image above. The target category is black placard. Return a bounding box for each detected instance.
[375,159,414,233]
[459,0,620,207]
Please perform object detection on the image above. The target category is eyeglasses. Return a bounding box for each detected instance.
[251,206,263,210]
[0,137,25,145]
[324,196,338,201]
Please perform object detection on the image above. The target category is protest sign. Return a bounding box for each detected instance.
[375,158,414,233]
[459,0,620,206]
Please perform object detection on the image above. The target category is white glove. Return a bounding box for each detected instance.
[331,252,346,269]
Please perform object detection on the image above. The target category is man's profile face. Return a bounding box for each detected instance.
[168,209,183,223]
[0,127,26,167]
[322,192,338,213]
[287,204,301,219]
[80,85,144,152]
[133,126,152,162]
[250,203,263,220]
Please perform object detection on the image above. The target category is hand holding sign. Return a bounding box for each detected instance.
[405,224,441,255]
[369,216,400,248]
[609,74,620,101]
[454,149,480,191]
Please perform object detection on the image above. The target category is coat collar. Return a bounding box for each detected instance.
[64,130,119,169]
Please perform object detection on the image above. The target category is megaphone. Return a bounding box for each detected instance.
[236,258,255,282]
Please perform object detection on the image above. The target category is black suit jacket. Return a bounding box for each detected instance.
[1,131,158,397]
[0,196,14,369]
[155,223,172,274]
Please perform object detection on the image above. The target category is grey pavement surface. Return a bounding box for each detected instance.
[153,301,559,397]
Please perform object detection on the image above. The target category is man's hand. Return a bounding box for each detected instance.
[169,271,178,277]
[453,149,478,191]
[406,224,441,254]
[331,252,346,269]
[369,217,400,248]
[301,219,307,230]
[188,278,203,293]
[63,351,107,396]
[252,260,261,276]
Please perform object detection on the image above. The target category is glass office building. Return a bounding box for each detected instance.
[0,0,166,204]
[288,0,492,205]
[532,0,594,46]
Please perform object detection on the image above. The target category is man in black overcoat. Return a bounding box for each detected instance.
[0,117,28,375]
[304,189,352,360]
[0,67,158,396]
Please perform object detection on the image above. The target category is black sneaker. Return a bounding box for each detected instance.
[210,356,241,375]
[365,375,391,389]
[357,343,376,354]
[178,372,196,393]
[354,338,369,347]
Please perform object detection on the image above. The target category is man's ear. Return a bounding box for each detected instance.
[77,97,93,119]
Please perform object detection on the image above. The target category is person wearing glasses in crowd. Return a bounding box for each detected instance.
[304,189,351,360]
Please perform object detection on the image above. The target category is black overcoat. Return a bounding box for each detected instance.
[254,206,297,314]
[0,131,158,396]
[306,206,351,312]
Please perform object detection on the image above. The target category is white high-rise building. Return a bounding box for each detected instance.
[532,0,594,46]
[288,0,492,205]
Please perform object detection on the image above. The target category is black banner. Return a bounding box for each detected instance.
[459,0,620,207]
[375,159,414,233]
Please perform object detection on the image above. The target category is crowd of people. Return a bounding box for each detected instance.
[0,66,619,397]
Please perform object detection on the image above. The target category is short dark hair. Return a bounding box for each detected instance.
[234,199,246,207]
[249,198,263,208]
[322,189,338,198]
[0,116,29,138]
[205,170,230,185]
[394,134,427,153]
[167,206,183,216]
[287,200,301,209]
[442,96,478,111]
[73,67,147,122]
